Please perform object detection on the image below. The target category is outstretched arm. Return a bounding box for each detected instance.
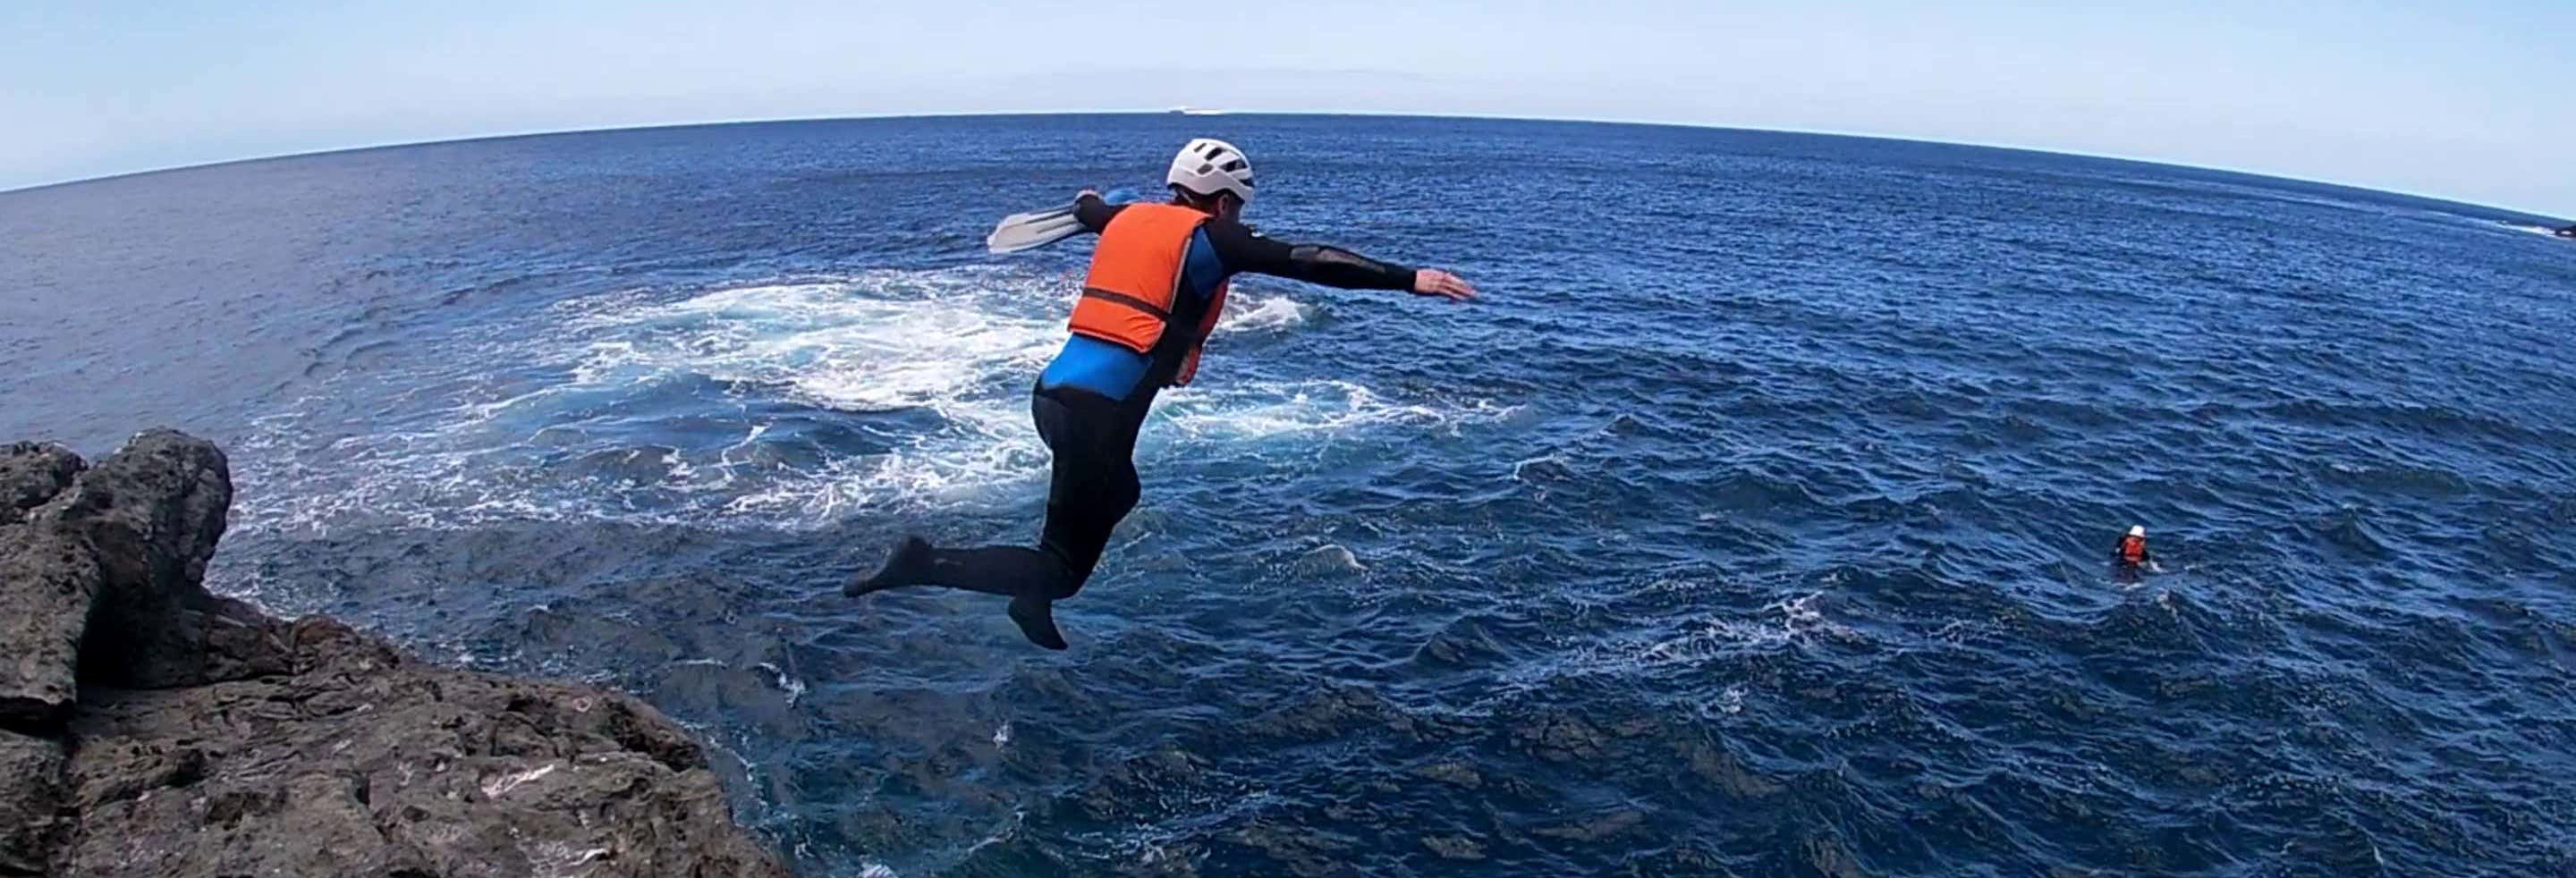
[1204,219,1477,301]
[1072,191,1126,233]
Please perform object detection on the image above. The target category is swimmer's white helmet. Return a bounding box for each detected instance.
[1167,139,1255,206]
[2129,525,2147,538]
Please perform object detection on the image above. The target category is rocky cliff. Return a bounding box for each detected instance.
[0,431,787,878]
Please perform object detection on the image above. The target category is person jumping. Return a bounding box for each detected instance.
[846,138,1479,649]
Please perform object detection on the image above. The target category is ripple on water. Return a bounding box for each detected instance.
[9,117,2569,877]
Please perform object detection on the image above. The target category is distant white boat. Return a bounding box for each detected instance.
[1168,106,1227,116]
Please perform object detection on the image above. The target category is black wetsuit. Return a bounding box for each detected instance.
[847,196,1419,648]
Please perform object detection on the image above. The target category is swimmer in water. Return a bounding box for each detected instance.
[2114,525,2163,573]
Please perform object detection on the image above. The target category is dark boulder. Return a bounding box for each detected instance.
[0,521,101,730]
[0,442,83,526]
[39,429,288,690]
[0,730,65,874]
[56,617,784,878]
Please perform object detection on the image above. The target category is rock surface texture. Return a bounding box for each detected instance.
[0,431,787,878]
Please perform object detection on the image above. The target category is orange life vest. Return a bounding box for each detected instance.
[2118,536,2148,564]
[1068,203,1231,386]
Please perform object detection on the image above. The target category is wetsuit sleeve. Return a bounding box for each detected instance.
[1073,194,1126,233]
[1202,219,1419,291]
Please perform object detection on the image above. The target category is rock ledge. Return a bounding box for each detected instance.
[0,430,787,878]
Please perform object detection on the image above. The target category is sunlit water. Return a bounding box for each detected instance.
[5,115,2573,876]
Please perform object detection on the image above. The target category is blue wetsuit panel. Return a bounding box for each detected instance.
[1037,228,1228,401]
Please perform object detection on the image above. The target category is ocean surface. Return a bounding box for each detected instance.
[5,114,2575,876]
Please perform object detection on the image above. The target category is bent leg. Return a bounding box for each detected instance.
[1028,385,1148,596]
[1035,454,1140,597]
[843,385,1146,649]
[843,536,1073,650]
[843,536,1074,599]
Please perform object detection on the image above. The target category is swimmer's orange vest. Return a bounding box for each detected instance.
[1069,203,1230,386]
[2118,536,2147,564]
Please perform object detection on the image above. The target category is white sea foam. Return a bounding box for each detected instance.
[753,661,808,707]
[1554,589,1858,679]
[226,266,1503,536]
[1212,293,1314,333]
[560,275,1066,416]
[1157,378,1499,443]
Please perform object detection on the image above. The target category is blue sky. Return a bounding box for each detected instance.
[4,1,2570,216]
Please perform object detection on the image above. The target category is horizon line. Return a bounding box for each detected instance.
[4,108,2566,222]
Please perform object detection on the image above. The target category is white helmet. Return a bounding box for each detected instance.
[2129,525,2147,538]
[1166,138,1255,206]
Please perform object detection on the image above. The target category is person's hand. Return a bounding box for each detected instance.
[1411,269,1478,302]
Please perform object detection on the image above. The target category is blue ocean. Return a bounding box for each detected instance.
[4,114,2573,876]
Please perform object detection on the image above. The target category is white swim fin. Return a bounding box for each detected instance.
[986,205,1084,254]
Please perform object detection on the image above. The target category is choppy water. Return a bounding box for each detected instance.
[5,114,2575,876]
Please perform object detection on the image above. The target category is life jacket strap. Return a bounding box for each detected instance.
[1079,287,1171,321]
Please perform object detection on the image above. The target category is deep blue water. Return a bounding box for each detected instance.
[6,114,2576,876]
